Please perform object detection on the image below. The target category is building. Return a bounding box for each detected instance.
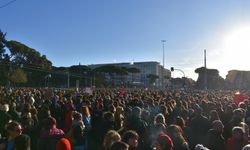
[88,61,171,88]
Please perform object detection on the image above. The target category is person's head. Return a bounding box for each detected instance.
[132,107,141,118]
[103,130,121,150]
[103,112,115,123]
[155,132,173,150]
[154,123,167,133]
[14,134,30,150]
[6,121,22,140]
[242,144,250,150]
[72,124,84,145]
[115,106,124,116]
[240,122,249,137]
[175,116,185,128]
[209,110,220,121]
[0,104,9,112]
[212,120,224,133]
[194,144,210,150]
[154,113,166,125]
[111,141,129,150]
[232,126,244,140]
[122,130,139,148]
[72,111,82,121]
[109,104,116,114]
[141,109,150,121]
[233,108,244,121]
[81,106,90,117]
[194,104,203,116]
[166,124,183,138]
[56,138,71,150]
[43,116,57,130]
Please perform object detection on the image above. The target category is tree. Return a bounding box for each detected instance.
[125,67,140,83]
[147,74,159,85]
[6,40,52,69]
[125,67,140,74]
[9,68,27,84]
[0,30,7,59]
[4,40,53,87]
[0,30,10,85]
[94,65,128,75]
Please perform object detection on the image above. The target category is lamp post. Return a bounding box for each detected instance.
[161,40,166,89]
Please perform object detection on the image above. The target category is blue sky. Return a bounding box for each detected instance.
[1,0,250,80]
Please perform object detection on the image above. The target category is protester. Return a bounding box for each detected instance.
[166,125,190,150]
[154,131,173,150]
[122,130,139,150]
[227,126,249,150]
[205,120,226,150]
[37,116,64,150]
[14,134,31,150]
[1,87,250,150]
[111,141,129,150]
[0,121,23,150]
[103,130,121,150]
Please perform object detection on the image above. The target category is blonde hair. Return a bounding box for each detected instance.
[103,130,121,150]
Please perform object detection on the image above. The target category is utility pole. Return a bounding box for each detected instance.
[204,49,207,90]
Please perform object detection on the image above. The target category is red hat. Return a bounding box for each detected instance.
[157,132,174,150]
[56,138,71,150]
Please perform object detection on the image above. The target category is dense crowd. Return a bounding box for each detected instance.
[1,87,250,150]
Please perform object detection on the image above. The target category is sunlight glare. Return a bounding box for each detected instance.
[222,25,250,70]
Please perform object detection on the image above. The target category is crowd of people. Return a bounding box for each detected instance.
[1,87,250,150]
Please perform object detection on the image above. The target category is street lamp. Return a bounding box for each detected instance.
[161,40,166,89]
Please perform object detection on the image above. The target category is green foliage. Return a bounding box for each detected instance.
[147,74,159,84]
[94,65,128,75]
[6,40,52,69]
[125,67,141,73]
[9,68,27,84]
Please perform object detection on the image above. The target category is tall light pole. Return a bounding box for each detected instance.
[204,49,207,90]
[162,40,166,68]
[161,40,166,88]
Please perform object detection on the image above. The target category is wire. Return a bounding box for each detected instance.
[0,0,17,9]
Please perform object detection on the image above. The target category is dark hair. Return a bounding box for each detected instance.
[111,141,129,150]
[72,124,84,145]
[122,130,139,143]
[72,111,82,121]
[14,134,30,150]
[6,121,22,132]
[43,117,56,130]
